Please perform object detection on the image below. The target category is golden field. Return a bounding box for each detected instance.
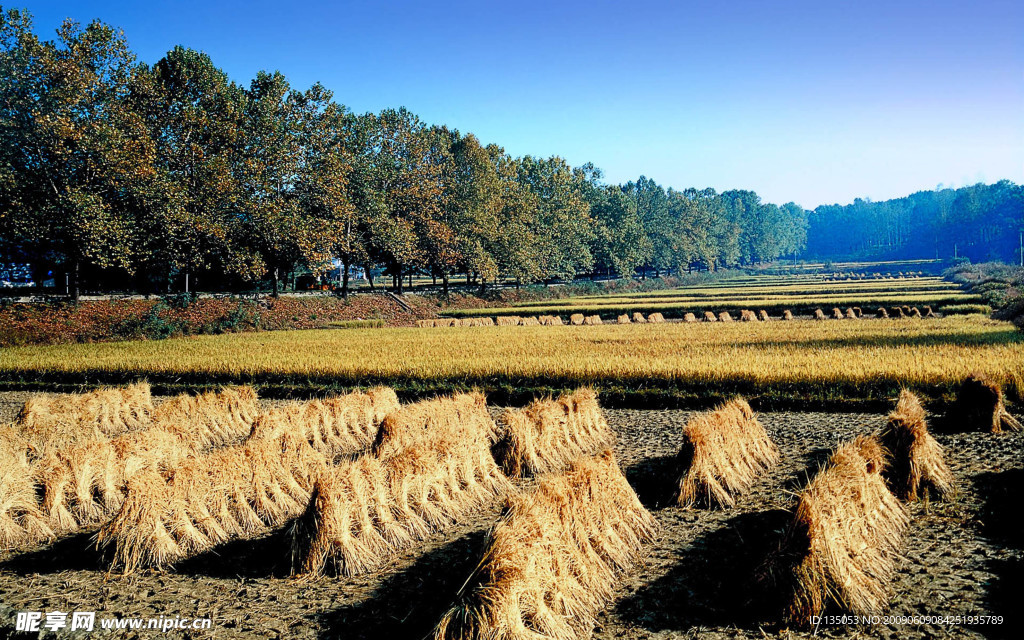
[1,314,1019,405]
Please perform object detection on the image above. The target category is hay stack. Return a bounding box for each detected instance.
[631,312,646,323]
[648,312,665,323]
[434,450,657,640]
[782,310,794,321]
[295,395,513,577]
[479,317,495,326]
[703,311,717,322]
[153,386,259,450]
[519,316,541,326]
[617,314,631,324]
[583,315,603,325]
[684,312,697,322]
[890,306,906,318]
[909,307,922,318]
[15,382,154,453]
[494,388,614,477]
[814,309,826,320]
[876,391,953,501]
[250,387,399,457]
[845,308,857,319]
[0,433,53,547]
[923,305,936,318]
[674,398,779,508]
[763,437,908,623]
[876,307,889,318]
[740,310,757,322]
[100,431,328,573]
[949,373,1022,433]
[539,315,563,326]
[373,392,498,459]
[830,308,843,320]
[758,310,771,321]
[569,313,585,326]
[496,316,520,326]
[718,311,733,322]
[854,307,863,317]
[415,319,434,328]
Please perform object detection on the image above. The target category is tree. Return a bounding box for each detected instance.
[0,10,155,299]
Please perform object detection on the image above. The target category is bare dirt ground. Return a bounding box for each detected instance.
[0,392,1020,640]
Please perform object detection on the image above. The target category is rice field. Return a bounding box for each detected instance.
[1,314,1020,407]
[446,275,979,318]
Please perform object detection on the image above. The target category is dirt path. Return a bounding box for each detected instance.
[0,396,1020,639]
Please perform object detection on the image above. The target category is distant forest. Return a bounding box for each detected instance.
[806,181,1023,263]
[1,10,1021,300]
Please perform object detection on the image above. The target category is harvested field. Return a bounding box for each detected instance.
[0,392,1019,640]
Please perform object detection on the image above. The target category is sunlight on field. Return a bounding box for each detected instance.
[1,315,1020,400]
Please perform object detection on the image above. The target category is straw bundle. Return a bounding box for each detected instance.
[763,437,908,623]
[948,373,1022,433]
[845,308,857,319]
[782,310,794,321]
[0,434,53,548]
[496,316,520,326]
[758,310,771,321]
[249,387,400,457]
[153,386,259,450]
[703,311,717,322]
[494,388,614,477]
[890,306,906,318]
[740,310,757,322]
[99,431,328,572]
[15,382,154,454]
[632,312,647,323]
[617,314,631,324]
[373,392,499,460]
[479,317,495,326]
[854,307,863,317]
[684,312,697,322]
[416,319,436,328]
[520,316,541,326]
[539,315,562,326]
[718,311,733,322]
[296,396,513,577]
[909,307,922,318]
[433,450,657,640]
[876,391,953,501]
[876,307,889,318]
[830,308,843,320]
[674,397,779,508]
[583,315,603,325]
[813,309,826,320]
[569,314,585,326]
[648,312,666,323]
[923,305,936,318]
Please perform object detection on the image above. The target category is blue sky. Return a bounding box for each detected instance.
[16,0,1024,208]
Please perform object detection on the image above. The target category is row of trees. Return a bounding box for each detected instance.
[806,182,1024,264]
[1,10,811,299]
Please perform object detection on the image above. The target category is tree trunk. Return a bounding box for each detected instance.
[442,273,449,300]
[478,277,487,297]
[365,264,375,291]
[341,256,350,300]
[396,264,404,295]
[71,260,81,302]
[272,266,280,298]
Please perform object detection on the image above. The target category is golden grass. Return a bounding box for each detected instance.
[632,312,646,323]
[877,390,953,501]
[14,382,153,456]
[296,394,513,577]
[617,314,631,324]
[569,313,585,326]
[0,431,52,547]
[494,388,614,477]
[674,397,779,507]
[433,450,657,640]
[763,437,907,623]
[2,316,1021,402]
[153,386,259,450]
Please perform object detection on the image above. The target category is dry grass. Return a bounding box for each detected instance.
[539,315,562,326]
[740,310,757,322]
[831,307,843,320]
[758,310,771,321]
[683,312,697,322]
[949,373,1022,433]
[703,311,717,322]
[496,316,520,326]
[845,308,857,319]
[648,312,665,323]
[762,436,908,623]
[569,313,585,326]
[14,382,153,456]
[674,397,779,508]
[295,394,513,577]
[494,388,614,477]
[876,307,889,318]
[250,387,399,457]
[631,312,646,323]
[0,432,52,548]
[718,311,733,322]
[876,390,953,501]
[433,450,657,640]
[583,315,603,325]
[782,310,794,320]
[814,309,826,320]
[520,317,540,326]
[153,386,259,450]
[617,314,631,324]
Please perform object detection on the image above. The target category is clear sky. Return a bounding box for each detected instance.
[15,0,1024,208]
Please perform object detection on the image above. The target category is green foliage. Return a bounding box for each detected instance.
[937,304,993,316]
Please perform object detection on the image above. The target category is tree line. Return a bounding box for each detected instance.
[805,181,1023,264]
[23,10,1023,301]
